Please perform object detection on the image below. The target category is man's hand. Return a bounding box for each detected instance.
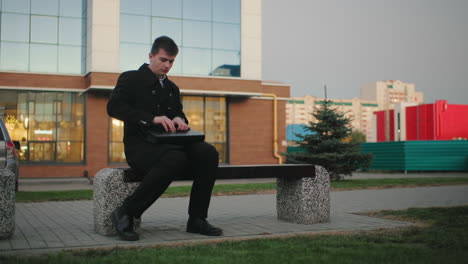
[152,116,176,132]
[172,117,189,131]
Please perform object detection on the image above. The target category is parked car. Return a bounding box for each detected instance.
[0,117,19,191]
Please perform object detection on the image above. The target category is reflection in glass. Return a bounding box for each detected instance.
[29,142,55,162]
[30,44,58,72]
[31,0,59,16]
[121,0,151,16]
[120,43,149,71]
[0,42,29,71]
[182,20,211,48]
[119,0,240,77]
[59,0,85,17]
[109,118,126,163]
[182,48,211,76]
[212,50,240,77]
[2,0,30,14]
[1,13,30,42]
[181,96,227,163]
[182,0,211,21]
[0,90,85,163]
[152,0,182,18]
[213,23,240,50]
[57,141,83,162]
[213,0,240,23]
[58,45,82,73]
[152,17,182,46]
[31,16,59,44]
[59,17,83,45]
[120,14,151,44]
[205,97,226,162]
[169,48,182,75]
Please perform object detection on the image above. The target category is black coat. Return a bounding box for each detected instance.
[107,64,188,169]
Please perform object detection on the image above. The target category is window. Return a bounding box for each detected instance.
[0,90,85,163]
[0,0,87,74]
[109,118,126,164]
[120,0,240,77]
[108,95,227,164]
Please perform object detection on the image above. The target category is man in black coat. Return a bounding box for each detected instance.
[107,36,222,241]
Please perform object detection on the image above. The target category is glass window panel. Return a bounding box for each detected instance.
[169,48,182,75]
[30,44,58,72]
[152,0,181,18]
[205,97,226,143]
[213,0,240,23]
[109,118,125,163]
[109,142,126,163]
[59,17,83,45]
[56,141,83,162]
[120,0,151,15]
[213,23,240,50]
[182,48,211,75]
[120,14,151,44]
[182,0,211,21]
[212,50,240,77]
[152,17,182,47]
[0,42,29,71]
[58,45,82,74]
[2,0,30,14]
[29,142,55,162]
[182,20,211,48]
[59,0,85,18]
[0,90,84,163]
[31,16,59,44]
[181,96,204,132]
[1,13,30,42]
[120,42,149,71]
[31,0,59,16]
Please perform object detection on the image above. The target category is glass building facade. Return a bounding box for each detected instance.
[110,95,227,164]
[0,0,87,74]
[119,0,241,77]
[0,90,85,163]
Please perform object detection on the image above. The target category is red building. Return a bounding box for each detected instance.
[373,100,468,142]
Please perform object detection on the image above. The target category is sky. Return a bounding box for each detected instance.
[262,0,468,104]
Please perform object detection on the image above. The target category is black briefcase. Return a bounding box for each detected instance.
[142,127,205,144]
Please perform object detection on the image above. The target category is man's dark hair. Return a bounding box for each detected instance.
[151,36,179,56]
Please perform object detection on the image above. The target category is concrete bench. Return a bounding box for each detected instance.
[0,169,15,239]
[93,164,330,236]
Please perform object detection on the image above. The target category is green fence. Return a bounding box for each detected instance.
[360,140,468,171]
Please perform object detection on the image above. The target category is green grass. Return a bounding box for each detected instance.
[2,206,468,263]
[15,177,468,203]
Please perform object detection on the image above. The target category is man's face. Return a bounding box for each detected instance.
[149,49,177,76]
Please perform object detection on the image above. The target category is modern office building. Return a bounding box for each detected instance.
[0,0,289,178]
[286,96,379,142]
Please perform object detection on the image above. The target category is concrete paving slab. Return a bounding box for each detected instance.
[1,185,468,256]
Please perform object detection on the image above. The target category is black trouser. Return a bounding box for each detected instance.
[122,142,219,219]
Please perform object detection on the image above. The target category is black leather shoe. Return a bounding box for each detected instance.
[111,207,139,241]
[186,217,223,236]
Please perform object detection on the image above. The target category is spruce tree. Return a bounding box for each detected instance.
[285,100,372,180]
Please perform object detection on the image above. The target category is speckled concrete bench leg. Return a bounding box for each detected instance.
[276,165,330,224]
[93,168,141,236]
[0,169,15,239]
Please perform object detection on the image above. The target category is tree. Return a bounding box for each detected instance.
[346,130,367,144]
[285,100,372,180]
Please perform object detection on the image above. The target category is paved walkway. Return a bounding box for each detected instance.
[1,185,468,255]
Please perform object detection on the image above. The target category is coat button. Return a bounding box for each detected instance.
[152,90,156,95]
